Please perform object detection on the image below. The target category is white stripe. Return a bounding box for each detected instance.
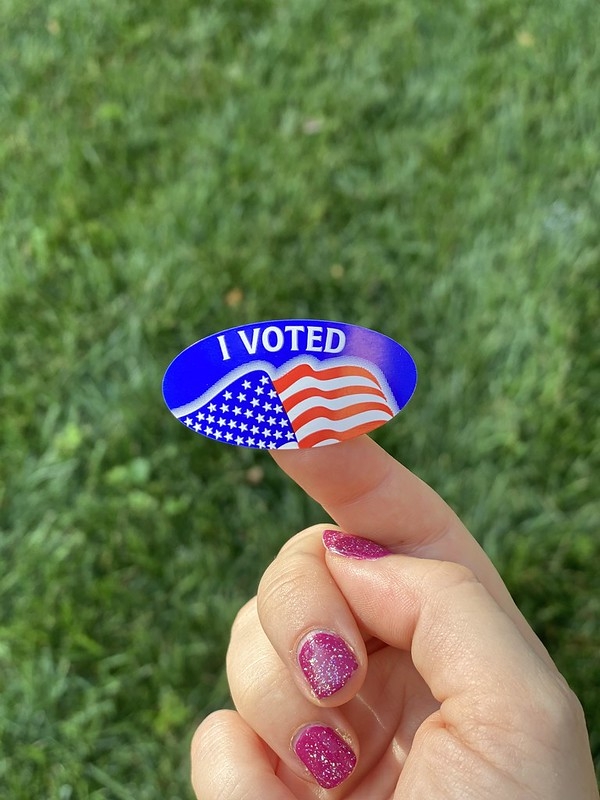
[278,374,381,402]
[313,438,343,447]
[286,392,391,422]
[295,409,393,442]
[277,441,299,449]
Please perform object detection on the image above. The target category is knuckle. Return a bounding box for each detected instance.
[230,597,258,640]
[226,597,261,682]
[535,672,588,743]
[257,550,322,622]
[415,560,483,661]
[226,597,259,675]
[462,668,587,754]
[190,709,232,770]
[255,524,327,621]
[424,559,480,596]
[190,711,248,800]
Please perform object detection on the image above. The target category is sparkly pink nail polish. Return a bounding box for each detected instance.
[298,631,358,698]
[323,529,392,560]
[293,724,357,789]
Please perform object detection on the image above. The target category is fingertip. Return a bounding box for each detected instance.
[322,528,394,560]
[296,628,361,703]
[292,723,358,790]
[190,710,239,797]
[270,436,454,551]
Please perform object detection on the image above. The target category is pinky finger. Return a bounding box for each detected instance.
[191,709,296,800]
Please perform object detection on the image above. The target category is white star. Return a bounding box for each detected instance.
[207,414,215,424]
[224,391,233,400]
[242,380,251,389]
[251,398,260,407]
[262,427,271,437]
[256,413,265,423]
[251,425,260,435]
[233,406,242,415]
[224,432,233,441]
[228,419,237,429]
[279,418,289,427]
[257,440,266,448]
[235,435,244,445]
[268,389,277,398]
[217,417,226,427]
[246,437,255,446]
[184,417,193,427]
[286,431,295,440]
[254,385,264,395]
[240,423,248,432]
[193,422,201,432]
[274,404,283,413]
[273,430,282,440]
[263,402,272,411]
[214,430,222,440]
[237,393,246,402]
[205,426,214,436]
[268,442,277,449]
[208,403,217,412]
[244,409,253,418]
[220,403,229,413]
[196,412,205,421]
[267,416,276,426]
[260,376,269,385]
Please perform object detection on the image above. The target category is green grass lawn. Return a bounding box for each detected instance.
[1,0,599,796]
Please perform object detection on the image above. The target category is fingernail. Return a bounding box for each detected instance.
[323,529,392,560]
[298,631,358,698]
[293,724,357,789]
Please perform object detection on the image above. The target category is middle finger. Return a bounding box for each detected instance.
[257,524,368,706]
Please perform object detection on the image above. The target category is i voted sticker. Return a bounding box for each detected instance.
[162,320,417,450]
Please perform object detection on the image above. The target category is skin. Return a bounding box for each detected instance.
[190,436,599,799]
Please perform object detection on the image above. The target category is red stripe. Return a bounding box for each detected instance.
[299,419,386,449]
[282,384,386,413]
[273,362,381,394]
[291,401,392,432]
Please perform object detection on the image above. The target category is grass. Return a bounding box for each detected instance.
[1,0,599,796]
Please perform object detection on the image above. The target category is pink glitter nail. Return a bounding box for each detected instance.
[322,529,392,560]
[293,724,357,789]
[298,631,358,698]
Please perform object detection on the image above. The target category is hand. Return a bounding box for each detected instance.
[191,437,598,798]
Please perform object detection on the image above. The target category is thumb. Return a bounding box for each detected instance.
[324,542,546,703]
[322,538,596,797]
[272,438,553,666]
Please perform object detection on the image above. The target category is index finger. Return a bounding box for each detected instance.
[271,435,552,664]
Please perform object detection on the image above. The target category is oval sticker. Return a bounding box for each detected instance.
[162,320,417,450]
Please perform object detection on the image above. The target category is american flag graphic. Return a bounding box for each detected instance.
[174,358,395,449]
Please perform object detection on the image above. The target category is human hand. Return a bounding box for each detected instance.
[191,437,598,798]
